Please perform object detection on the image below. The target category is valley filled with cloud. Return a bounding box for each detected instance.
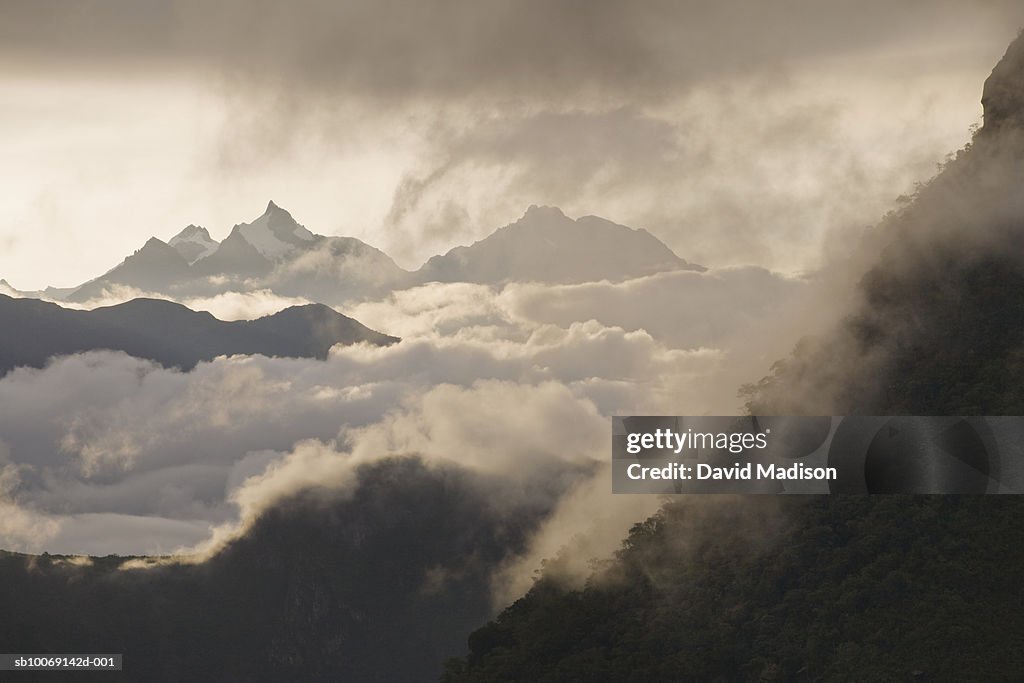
[0,206,812,611]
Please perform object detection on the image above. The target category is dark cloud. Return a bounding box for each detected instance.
[3,1,1021,100]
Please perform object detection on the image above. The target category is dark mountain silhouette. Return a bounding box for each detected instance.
[981,30,1024,133]
[417,205,703,285]
[444,497,1024,682]
[0,457,553,683]
[0,294,397,376]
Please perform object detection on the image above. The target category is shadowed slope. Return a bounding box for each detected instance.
[0,295,397,376]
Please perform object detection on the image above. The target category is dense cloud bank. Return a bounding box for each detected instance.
[0,266,807,602]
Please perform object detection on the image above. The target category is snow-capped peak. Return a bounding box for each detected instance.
[234,201,317,261]
[169,224,219,264]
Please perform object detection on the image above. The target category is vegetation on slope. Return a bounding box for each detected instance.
[444,497,1024,682]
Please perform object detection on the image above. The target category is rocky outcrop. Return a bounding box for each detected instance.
[982,31,1024,132]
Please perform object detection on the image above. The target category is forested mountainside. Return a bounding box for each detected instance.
[443,497,1024,682]
[0,458,549,683]
[444,31,1024,683]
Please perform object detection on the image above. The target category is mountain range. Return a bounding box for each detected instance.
[45,202,702,306]
[0,294,397,377]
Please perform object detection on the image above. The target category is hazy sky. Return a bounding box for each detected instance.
[2,1,1023,289]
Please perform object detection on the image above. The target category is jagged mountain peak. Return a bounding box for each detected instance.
[232,201,318,261]
[169,224,219,265]
[171,224,212,242]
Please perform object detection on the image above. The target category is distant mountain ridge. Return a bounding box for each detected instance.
[417,205,704,285]
[52,203,701,305]
[0,294,397,376]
